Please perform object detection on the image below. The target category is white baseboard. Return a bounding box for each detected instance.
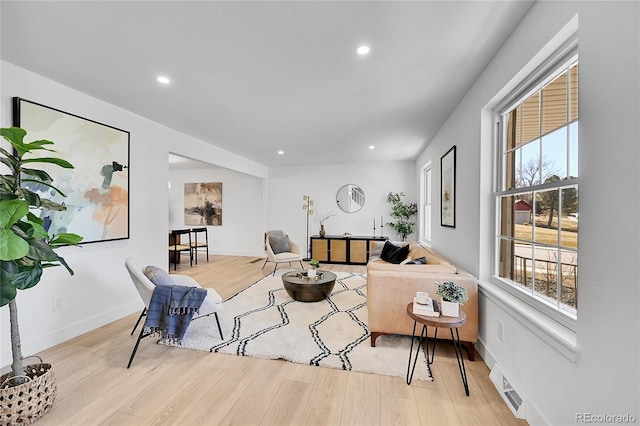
[474,337,497,369]
[212,249,265,258]
[19,301,140,363]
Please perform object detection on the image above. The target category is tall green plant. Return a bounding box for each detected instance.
[386,192,418,241]
[0,127,82,382]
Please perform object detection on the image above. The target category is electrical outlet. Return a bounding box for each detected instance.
[497,320,504,342]
[53,297,63,311]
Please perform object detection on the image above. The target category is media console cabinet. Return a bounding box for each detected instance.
[310,235,388,265]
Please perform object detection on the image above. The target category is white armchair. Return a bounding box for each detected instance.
[262,230,304,276]
[125,257,223,367]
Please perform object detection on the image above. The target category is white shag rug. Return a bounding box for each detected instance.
[164,270,432,381]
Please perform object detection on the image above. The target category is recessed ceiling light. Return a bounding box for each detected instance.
[357,45,370,56]
[369,145,375,150]
[278,150,284,155]
[157,75,171,84]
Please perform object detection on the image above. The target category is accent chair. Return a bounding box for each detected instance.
[263,230,304,276]
[125,257,223,368]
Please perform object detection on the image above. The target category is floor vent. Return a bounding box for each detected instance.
[502,376,523,411]
[489,364,527,419]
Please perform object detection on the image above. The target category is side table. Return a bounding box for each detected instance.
[405,302,469,396]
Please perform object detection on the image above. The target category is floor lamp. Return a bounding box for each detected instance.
[302,195,314,260]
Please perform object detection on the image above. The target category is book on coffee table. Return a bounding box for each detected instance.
[413,297,440,317]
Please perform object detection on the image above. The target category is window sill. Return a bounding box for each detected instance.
[479,280,579,362]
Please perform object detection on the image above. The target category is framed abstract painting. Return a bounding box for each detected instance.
[13,97,130,243]
[184,182,222,226]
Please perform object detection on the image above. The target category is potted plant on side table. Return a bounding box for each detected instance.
[435,280,469,317]
[0,127,82,424]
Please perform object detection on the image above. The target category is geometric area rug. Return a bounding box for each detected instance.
[162,270,433,381]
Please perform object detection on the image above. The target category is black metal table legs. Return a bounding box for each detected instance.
[405,320,469,396]
[450,326,470,396]
[406,321,427,385]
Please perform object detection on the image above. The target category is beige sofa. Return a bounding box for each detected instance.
[366,242,478,360]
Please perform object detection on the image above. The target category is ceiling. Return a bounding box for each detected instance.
[1,1,534,168]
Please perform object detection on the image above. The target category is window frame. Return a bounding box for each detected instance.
[492,41,579,332]
[420,161,432,243]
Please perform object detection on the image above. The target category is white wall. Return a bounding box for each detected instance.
[268,161,417,257]
[0,62,267,367]
[168,167,265,256]
[416,2,639,424]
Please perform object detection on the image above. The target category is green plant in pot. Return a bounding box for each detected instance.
[435,280,468,318]
[386,192,418,241]
[0,127,82,422]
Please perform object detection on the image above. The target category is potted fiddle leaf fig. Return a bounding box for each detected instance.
[0,127,82,424]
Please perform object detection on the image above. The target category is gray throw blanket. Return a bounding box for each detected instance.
[143,285,207,343]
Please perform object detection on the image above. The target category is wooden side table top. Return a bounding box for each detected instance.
[406,302,466,328]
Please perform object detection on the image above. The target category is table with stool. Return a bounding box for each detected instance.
[405,302,469,396]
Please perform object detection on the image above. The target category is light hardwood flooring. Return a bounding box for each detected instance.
[31,255,527,425]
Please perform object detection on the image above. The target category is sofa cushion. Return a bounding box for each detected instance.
[407,244,427,260]
[405,243,452,266]
[369,241,385,259]
[381,241,410,264]
[367,259,457,274]
[144,265,174,286]
[269,234,291,254]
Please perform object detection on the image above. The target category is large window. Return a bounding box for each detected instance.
[495,50,578,324]
[421,163,432,242]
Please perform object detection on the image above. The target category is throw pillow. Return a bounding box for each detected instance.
[269,234,291,254]
[380,241,410,264]
[369,241,385,259]
[405,256,427,265]
[144,265,174,286]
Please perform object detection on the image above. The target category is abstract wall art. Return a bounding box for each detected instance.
[184,182,222,226]
[13,97,130,243]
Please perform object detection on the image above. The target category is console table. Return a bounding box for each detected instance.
[310,235,387,265]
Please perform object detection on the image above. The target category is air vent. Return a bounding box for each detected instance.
[502,376,523,411]
[489,364,527,419]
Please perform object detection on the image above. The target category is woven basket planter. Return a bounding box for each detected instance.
[0,358,57,425]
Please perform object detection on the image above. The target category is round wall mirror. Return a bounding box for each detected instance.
[336,184,365,213]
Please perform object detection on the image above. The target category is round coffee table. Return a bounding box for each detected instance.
[281,270,337,302]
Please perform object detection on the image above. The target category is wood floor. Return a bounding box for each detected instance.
[32,255,527,426]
